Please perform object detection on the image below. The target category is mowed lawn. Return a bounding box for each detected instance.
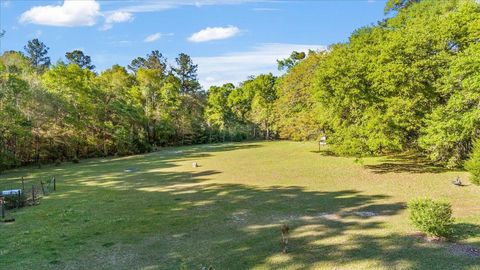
[1,141,479,269]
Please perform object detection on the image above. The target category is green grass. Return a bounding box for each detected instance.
[1,141,479,269]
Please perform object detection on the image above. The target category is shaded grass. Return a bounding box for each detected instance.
[0,141,479,269]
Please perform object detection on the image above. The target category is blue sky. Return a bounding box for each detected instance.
[0,0,388,88]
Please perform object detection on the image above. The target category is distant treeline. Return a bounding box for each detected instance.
[0,0,479,171]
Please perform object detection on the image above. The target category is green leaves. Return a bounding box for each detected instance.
[304,0,479,161]
[408,198,454,238]
[465,140,480,185]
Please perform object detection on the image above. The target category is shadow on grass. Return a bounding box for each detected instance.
[363,153,450,174]
[0,143,262,190]
[1,142,479,270]
[451,223,480,241]
[310,149,337,156]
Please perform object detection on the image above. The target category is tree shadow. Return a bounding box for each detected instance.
[310,149,337,156]
[363,153,451,174]
[0,142,262,190]
[451,223,480,241]
[1,143,479,270]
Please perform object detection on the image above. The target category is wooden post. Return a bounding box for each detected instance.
[53,176,56,191]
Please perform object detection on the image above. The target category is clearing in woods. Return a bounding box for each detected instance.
[1,141,479,269]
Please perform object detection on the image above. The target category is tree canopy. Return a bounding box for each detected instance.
[1,0,479,172]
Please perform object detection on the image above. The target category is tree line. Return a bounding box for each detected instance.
[0,41,279,171]
[275,0,479,169]
[0,0,479,174]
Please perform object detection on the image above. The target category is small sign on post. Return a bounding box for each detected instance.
[320,136,327,146]
[319,136,327,151]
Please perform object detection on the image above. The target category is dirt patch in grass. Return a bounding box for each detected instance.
[411,232,480,258]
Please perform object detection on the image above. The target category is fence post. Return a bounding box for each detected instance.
[53,176,56,191]
[1,199,4,219]
[16,191,20,209]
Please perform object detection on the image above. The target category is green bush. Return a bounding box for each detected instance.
[465,140,480,185]
[408,198,453,238]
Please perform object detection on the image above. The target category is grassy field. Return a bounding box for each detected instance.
[0,141,479,269]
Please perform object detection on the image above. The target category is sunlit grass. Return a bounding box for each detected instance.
[0,141,479,269]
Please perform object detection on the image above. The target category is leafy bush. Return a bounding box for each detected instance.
[408,198,453,237]
[465,140,480,185]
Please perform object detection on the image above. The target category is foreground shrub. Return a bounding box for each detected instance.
[465,140,480,185]
[408,198,453,238]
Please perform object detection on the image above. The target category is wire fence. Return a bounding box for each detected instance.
[1,176,56,220]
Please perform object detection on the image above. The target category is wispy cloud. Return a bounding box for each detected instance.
[1,0,11,8]
[20,0,100,27]
[188,26,240,43]
[194,43,326,88]
[144,32,163,42]
[19,0,274,28]
[115,0,272,13]
[101,11,134,30]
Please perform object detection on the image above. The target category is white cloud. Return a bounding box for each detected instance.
[106,11,133,24]
[116,0,269,13]
[188,26,240,43]
[100,11,134,30]
[20,0,100,27]
[194,43,326,89]
[18,0,264,29]
[144,32,163,43]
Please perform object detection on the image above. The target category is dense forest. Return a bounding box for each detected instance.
[0,0,479,174]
